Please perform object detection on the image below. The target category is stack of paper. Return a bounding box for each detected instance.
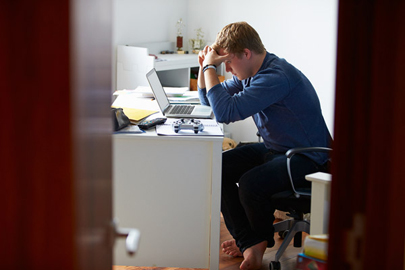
[112,91,159,122]
[296,234,328,270]
[296,253,327,270]
[168,91,200,104]
[111,106,157,122]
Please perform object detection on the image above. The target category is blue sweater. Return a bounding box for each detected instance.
[198,52,331,165]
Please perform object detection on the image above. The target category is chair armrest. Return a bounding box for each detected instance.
[286,147,332,158]
[286,147,332,197]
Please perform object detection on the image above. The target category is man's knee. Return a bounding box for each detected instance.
[238,174,261,201]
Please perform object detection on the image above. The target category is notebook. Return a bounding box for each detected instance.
[146,68,214,119]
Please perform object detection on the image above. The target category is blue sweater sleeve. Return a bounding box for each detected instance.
[207,69,290,124]
[197,85,210,106]
[201,52,331,165]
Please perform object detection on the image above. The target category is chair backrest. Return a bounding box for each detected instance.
[285,147,332,198]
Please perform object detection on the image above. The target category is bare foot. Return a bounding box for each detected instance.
[221,239,243,257]
[239,241,267,270]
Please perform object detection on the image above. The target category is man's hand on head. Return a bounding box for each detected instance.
[198,50,205,68]
[202,46,231,67]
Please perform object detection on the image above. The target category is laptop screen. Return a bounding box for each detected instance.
[146,69,170,112]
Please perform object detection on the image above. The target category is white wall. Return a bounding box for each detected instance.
[113,0,338,141]
[112,0,189,88]
[113,0,188,45]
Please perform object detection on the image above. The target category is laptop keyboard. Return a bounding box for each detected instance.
[168,105,195,115]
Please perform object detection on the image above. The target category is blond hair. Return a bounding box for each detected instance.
[212,22,265,56]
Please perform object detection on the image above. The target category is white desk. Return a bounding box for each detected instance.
[305,172,332,235]
[113,129,223,269]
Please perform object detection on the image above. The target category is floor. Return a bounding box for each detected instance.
[218,216,306,270]
[114,215,306,270]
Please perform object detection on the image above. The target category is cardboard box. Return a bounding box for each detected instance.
[190,75,225,91]
[190,78,198,90]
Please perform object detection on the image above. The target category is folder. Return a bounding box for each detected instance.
[111,106,157,122]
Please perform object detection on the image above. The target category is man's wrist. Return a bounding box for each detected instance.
[203,64,217,73]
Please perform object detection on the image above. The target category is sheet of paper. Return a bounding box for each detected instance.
[168,97,200,104]
[135,86,189,97]
[112,92,159,110]
[168,91,200,103]
[156,119,224,136]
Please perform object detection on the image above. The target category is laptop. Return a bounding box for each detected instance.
[146,68,213,119]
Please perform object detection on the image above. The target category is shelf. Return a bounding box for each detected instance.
[117,44,199,90]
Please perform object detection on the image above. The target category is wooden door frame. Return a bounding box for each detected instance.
[1,0,113,269]
[329,1,405,269]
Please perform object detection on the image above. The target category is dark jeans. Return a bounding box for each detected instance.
[221,143,326,253]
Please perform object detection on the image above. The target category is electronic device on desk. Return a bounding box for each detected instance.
[146,68,213,119]
[138,117,167,130]
[172,119,204,134]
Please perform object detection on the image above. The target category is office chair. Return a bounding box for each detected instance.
[269,147,332,270]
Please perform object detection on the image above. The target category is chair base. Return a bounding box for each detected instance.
[271,217,310,268]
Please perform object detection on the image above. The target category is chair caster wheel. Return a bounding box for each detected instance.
[269,261,281,270]
[278,230,288,239]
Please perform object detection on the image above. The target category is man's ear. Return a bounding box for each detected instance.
[244,48,252,60]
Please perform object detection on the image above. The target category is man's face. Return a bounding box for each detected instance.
[218,48,250,81]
